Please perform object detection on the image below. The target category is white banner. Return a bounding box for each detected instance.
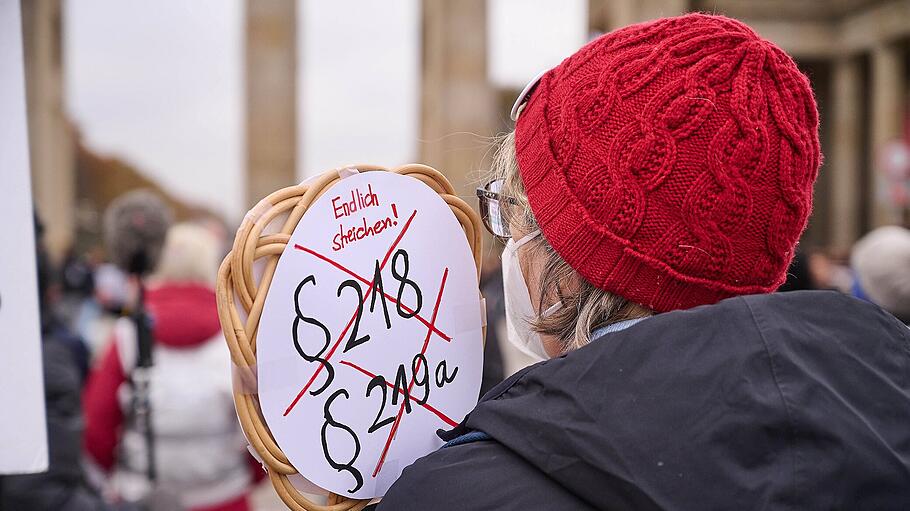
[0,0,50,475]
[257,171,484,498]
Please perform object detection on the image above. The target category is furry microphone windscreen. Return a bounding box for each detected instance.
[103,189,174,276]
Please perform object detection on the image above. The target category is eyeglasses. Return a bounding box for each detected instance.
[476,179,518,240]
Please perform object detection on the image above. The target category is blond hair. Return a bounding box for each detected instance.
[490,131,652,352]
[152,222,220,286]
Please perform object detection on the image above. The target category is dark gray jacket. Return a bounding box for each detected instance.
[0,331,118,511]
[378,291,910,510]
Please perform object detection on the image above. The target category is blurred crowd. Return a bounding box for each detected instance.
[1,185,908,511]
[1,193,262,511]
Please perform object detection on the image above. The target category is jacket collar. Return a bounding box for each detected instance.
[591,317,647,340]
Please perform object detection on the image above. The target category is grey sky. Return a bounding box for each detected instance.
[298,0,419,182]
[64,0,584,223]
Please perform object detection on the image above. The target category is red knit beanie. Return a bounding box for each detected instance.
[515,13,820,312]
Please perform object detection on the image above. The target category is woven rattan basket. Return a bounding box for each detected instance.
[215,164,483,510]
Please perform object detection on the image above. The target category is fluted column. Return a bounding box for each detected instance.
[829,56,863,249]
[21,0,74,262]
[589,0,688,33]
[868,41,905,226]
[245,0,297,207]
[419,0,497,196]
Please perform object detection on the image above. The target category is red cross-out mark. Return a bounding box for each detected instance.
[371,267,449,477]
[283,210,419,417]
[337,360,457,428]
[293,244,451,342]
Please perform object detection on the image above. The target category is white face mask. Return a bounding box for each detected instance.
[501,230,561,361]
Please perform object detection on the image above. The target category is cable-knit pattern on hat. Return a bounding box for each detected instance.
[515,13,820,312]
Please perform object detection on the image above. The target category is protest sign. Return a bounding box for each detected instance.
[0,0,49,475]
[217,166,484,506]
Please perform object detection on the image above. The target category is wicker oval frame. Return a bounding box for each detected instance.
[215,164,483,510]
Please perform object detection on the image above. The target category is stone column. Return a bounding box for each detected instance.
[588,0,612,34]
[245,0,297,207]
[21,0,74,262]
[828,56,862,250]
[420,0,497,197]
[590,0,688,32]
[869,41,905,227]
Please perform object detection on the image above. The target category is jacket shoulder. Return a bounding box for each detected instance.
[378,439,594,511]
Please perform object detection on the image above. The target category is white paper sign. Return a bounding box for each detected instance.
[0,0,50,475]
[257,171,484,498]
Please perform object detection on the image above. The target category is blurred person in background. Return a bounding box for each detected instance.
[191,214,232,260]
[83,223,260,511]
[32,214,91,380]
[58,248,97,332]
[478,251,506,394]
[77,262,131,357]
[807,249,853,292]
[379,14,910,510]
[851,225,910,325]
[778,248,854,293]
[0,215,127,511]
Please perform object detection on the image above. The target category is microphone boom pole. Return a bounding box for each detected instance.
[132,271,157,483]
[104,190,173,485]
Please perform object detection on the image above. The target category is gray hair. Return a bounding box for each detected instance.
[489,131,652,352]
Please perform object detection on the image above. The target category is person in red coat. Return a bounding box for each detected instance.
[84,222,263,511]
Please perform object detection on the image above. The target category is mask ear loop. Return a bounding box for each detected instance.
[512,229,542,248]
[541,301,562,317]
